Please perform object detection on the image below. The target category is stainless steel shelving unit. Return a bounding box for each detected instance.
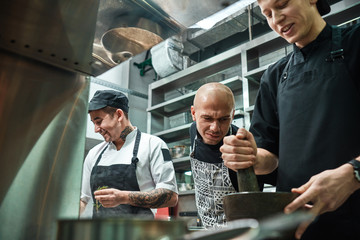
[146,18,287,180]
[147,0,360,190]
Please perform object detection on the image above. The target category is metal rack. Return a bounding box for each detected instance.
[147,0,360,187]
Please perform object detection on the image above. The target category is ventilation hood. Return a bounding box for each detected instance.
[91,0,240,76]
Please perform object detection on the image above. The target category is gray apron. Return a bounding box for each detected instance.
[90,129,153,218]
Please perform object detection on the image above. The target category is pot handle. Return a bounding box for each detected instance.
[237,166,260,192]
[182,218,259,240]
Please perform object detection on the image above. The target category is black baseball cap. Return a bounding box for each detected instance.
[317,0,331,16]
[88,90,129,112]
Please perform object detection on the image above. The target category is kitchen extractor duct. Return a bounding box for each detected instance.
[150,38,184,78]
[91,0,181,76]
[181,0,261,56]
[91,0,240,76]
[150,0,259,78]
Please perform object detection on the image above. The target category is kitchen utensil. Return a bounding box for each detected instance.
[170,145,187,159]
[178,182,187,191]
[57,217,256,240]
[183,211,313,240]
[183,218,258,240]
[101,27,163,64]
[57,211,312,240]
[235,211,313,240]
[57,217,188,240]
[223,166,300,239]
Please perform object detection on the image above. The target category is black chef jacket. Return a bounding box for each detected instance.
[250,23,360,239]
[189,122,239,191]
[189,122,275,190]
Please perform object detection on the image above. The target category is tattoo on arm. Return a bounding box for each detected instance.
[120,126,133,141]
[128,188,174,208]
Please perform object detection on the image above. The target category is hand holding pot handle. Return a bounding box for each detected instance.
[235,129,260,192]
[221,128,259,192]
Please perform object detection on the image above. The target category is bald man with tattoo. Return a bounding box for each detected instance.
[80,90,178,218]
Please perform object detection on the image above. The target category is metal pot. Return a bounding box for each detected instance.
[57,212,312,240]
[57,217,254,240]
[57,218,188,240]
[224,191,299,221]
[223,167,300,239]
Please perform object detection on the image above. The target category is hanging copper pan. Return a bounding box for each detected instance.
[101,27,163,64]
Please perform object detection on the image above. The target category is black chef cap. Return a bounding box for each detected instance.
[317,0,331,16]
[89,90,129,113]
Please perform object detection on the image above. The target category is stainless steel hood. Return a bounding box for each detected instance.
[91,0,241,76]
[0,1,97,240]
[0,1,255,240]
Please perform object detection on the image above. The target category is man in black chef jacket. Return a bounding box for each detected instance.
[220,0,360,239]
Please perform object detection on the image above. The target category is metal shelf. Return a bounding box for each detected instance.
[244,63,272,84]
[149,45,242,94]
[179,189,195,195]
[148,76,243,116]
[154,123,192,142]
[152,107,245,143]
[245,105,254,112]
[234,109,245,116]
[173,156,190,164]
[148,91,196,117]
[173,156,191,171]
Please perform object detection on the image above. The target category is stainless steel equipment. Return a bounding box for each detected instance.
[91,0,241,76]
[101,27,163,64]
[0,0,98,239]
[223,167,299,240]
[56,211,313,240]
[56,217,255,240]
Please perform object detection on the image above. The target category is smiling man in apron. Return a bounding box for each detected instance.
[220,0,360,239]
[80,90,178,218]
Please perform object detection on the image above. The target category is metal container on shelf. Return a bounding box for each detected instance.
[169,111,192,128]
[170,145,191,159]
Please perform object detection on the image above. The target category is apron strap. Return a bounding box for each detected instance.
[91,143,109,201]
[282,25,344,81]
[94,144,109,168]
[131,129,141,169]
[326,26,344,62]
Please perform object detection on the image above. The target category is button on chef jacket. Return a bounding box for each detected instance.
[250,23,360,239]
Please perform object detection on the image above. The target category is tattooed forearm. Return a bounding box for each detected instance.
[120,126,133,141]
[128,188,175,208]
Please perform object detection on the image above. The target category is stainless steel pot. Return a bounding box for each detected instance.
[57,217,255,240]
[223,167,300,240]
[57,218,188,240]
[57,212,312,240]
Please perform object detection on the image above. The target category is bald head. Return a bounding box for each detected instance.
[193,82,235,110]
[191,82,235,145]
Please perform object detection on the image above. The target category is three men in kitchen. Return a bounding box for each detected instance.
[220,0,360,239]
[80,90,178,218]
